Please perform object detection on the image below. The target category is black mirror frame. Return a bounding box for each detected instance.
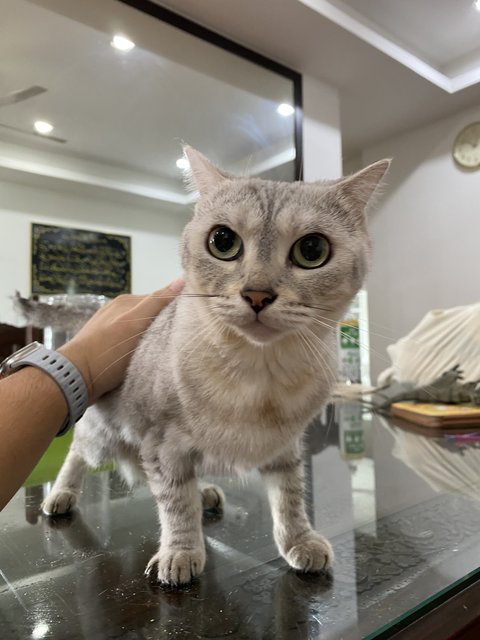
[117,0,303,180]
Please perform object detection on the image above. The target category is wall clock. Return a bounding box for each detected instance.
[452,122,480,169]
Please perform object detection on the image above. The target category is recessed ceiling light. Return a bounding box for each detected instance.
[111,34,135,52]
[34,120,53,135]
[475,0,480,11]
[277,103,295,117]
[176,157,190,170]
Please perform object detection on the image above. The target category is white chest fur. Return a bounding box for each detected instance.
[176,330,333,468]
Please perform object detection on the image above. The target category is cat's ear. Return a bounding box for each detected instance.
[335,159,391,213]
[182,145,229,196]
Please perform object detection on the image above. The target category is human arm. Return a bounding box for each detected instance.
[0,279,184,510]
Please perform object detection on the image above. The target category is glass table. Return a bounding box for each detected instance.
[1,404,480,639]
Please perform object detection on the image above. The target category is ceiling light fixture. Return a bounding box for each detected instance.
[474,0,480,11]
[277,103,295,117]
[111,34,135,52]
[34,120,53,135]
[176,157,190,170]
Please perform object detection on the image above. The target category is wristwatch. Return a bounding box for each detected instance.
[0,342,89,436]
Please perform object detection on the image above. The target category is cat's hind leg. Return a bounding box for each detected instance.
[198,480,225,511]
[42,402,117,515]
[42,445,88,515]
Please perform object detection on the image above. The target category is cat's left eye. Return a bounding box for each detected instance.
[208,226,243,261]
[290,234,330,269]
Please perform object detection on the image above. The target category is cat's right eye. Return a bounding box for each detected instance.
[207,226,243,261]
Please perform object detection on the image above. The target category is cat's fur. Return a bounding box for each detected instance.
[42,146,390,585]
[13,291,102,332]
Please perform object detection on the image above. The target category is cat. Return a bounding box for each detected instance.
[42,146,390,585]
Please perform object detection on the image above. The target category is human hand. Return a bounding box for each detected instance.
[59,279,184,403]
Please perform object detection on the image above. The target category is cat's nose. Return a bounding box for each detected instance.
[241,289,277,314]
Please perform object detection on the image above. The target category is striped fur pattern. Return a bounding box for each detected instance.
[43,147,389,585]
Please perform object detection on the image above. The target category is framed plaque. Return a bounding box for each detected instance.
[31,223,131,297]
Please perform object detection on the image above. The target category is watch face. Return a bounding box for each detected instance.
[453,122,480,169]
[0,341,42,375]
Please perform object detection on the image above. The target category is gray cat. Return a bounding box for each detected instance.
[42,146,390,585]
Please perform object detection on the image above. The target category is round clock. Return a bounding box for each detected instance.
[452,122,480,169]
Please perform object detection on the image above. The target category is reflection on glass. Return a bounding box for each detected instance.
[383,416,480,500]
[0,0,297,220]
[2,410,480,639]
[1,0,298,326]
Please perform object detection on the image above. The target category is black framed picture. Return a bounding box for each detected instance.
[31,223,131,297]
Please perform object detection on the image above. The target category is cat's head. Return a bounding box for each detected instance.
[181,146,389,345]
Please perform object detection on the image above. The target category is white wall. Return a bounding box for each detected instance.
[303,75,342,181]
[363,104,480,382]
[0,175,189,326]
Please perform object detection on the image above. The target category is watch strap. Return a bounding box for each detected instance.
[9,344,89,436]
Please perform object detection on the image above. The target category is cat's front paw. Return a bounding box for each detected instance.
[283,533,334,573]
[42,490,77,516]
[145,546,206,585]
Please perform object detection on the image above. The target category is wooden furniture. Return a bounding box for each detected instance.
[0,323,43,360]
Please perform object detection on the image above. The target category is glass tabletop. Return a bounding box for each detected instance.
[1,403,480,639]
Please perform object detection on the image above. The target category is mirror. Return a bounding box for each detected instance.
[0,0,300,325]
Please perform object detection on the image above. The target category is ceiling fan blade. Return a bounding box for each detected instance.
[0,86,48,108]
[0,122,66,144]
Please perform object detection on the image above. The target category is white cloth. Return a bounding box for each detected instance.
[381,417,480,501]
[377,302,480,386]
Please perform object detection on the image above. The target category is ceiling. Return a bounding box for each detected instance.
[302,0,480,92]
[0,0,297,212]
[2,0,480,202]
[158,0,480,159]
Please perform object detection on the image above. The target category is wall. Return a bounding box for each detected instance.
[0,175,189,326]
[303,74,342,181]
[362,104,480,382]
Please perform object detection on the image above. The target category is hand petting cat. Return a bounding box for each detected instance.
[60,278,185,402]
[0,279,184,511]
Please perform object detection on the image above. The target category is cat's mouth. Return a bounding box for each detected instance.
[233,315,283,344]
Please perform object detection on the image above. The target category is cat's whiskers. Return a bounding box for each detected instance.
[90,345,140,388]
[95,328,152,358]
[302,316,441,409]
[308,307,399,343]
[300,327,338,387]
[96,294,225,356]
[296,331,332,380]
[181,293,225,300]
[295,332,315,370]
[304,316,441,408]
[117,316,165,323]
[304,304,430,347]
[300,305,428,371]
[95,307,223,390]
[296,330,343,450]
[297,302,339,314]
[308,316,393,368]
[148,293,223,299]
[177,319,221,361]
